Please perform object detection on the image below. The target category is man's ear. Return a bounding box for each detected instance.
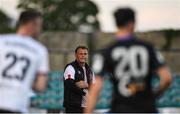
[26,22,34,32]
[126,21,135,32]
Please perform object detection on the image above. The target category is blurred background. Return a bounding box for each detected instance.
[0,0,180,113]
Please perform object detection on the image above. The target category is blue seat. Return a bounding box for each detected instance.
[31,72,180,109]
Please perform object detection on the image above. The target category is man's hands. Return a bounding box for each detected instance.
[155,67,172,98]
[128,82,145,95]
[76,81,89,89]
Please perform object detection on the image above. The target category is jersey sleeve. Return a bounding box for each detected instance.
[64,65,75,80]
[92,50,110,77]
[150,47,165,71]
[37,48,49,74]
[64,65,86,95]
[92,71,96,84]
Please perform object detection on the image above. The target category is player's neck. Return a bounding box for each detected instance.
[116,29,133,39]
[17,28,33,38]
[116,26,134,39]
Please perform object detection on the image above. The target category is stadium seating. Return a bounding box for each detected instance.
[157,74,180,107]
[30,72,180,110]
[31,72,64,109]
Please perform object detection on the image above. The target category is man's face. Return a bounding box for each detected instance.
[75,48,88,64]
[27,17,43,38]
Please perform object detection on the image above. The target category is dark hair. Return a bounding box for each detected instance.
[18,10,42,26]
[75,46,89,53]
[114,8,135,27]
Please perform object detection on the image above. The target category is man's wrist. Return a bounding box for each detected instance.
[154,87,163,98]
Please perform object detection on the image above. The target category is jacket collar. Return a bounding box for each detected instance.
[74,60,89,69]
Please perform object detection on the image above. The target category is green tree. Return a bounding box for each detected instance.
[162,29,180,49]
[17,0,100,31]
[0,10,13,33]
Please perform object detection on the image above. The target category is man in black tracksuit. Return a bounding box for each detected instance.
[63,46,95,113]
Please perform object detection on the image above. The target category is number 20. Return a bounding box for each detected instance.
[112,46,148,97]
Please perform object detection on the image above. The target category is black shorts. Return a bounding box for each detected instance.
[0,109,21,113]
[110,105,157,113]
[65,106,85,113]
